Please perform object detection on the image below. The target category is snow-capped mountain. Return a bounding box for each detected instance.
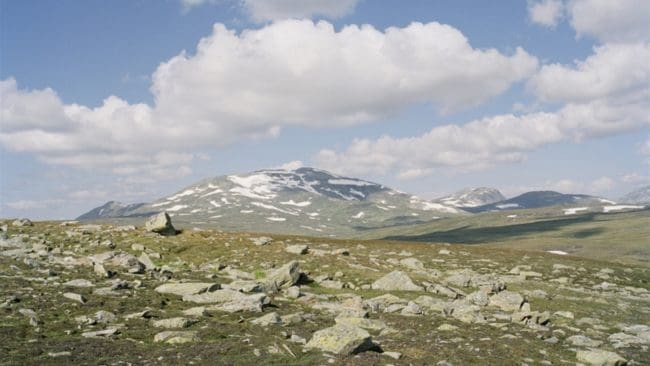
[78,167,463,236]
[620,185,650,204]
[76,201,147,220]
[436,187,505,208]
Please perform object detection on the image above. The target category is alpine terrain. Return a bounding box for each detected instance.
[78,168,462,236]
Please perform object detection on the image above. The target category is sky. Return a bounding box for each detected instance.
[1,0,649,219]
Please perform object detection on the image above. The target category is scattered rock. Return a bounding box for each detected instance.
[63,292,86,304]
[251,236,272,246]
[576,349,627,366]
[153,317,196,329]
[145,212,177,236]
[154,331,198,344]
[285,244,309,255]
[265,261,301,290]
[371,271,423,292]
[488,291,525,312]
[251,312,282,326]
[63,279,94,288]
[155,282,220,297]
[567,335,603,347]
[82,328,119,338]
[305,324,376,355]
[12,218,33,227]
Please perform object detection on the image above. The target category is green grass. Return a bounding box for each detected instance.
[353,208,650,266]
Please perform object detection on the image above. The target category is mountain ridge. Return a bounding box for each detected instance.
[77,167,463,236]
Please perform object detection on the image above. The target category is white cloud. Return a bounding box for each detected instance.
[0,20,537,177]
[277,160,304,170]
[568,0,650,42]
[314,96,650,178]
[528,0,564,27]
[241,0,359,22]
[5,199,64,210]
[621,172,650,184]
[180,0,217,10]
[529,43,650,103]
[641,137,650,155]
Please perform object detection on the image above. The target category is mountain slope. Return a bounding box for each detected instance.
[436,187,505,208]
[76,201,147,220]
[78,167,463,236]
[620,185,650,204]
[464,191,607,213]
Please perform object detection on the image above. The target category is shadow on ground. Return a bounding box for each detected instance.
[382,213,603,244]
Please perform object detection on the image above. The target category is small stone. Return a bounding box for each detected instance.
[576,349,627,366]
[152,317,195,329]
[285,244,309,255]
[437,323,458,331]
[371,271,423,292]
[383,351,402,360]
[63,292,86,304]
[251,312,281,326]
[154,331,198,344]
[305,324,375,355]
[155,282,220,297]
[567,335,603,347]
[251,236,272,246]
[63,279,94,288]
[82,328,118,338]
[286,286,301,299]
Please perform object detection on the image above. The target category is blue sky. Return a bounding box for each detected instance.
[1,0,649,219]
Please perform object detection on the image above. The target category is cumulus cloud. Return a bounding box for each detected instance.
[529,43,650,103]
[568,0,650,42]
[528,0,564,27]
[0,20,537,177]
[277,160,304,170]
[314,95,650,178]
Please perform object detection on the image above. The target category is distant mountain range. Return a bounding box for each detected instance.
[620,185,650,204]
[78,167,648,235]
[436,187,505,208]
[77,167,463,236]
[462,191,611,213]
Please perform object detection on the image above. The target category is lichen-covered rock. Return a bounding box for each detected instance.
[371,271,423,292]
[154,331,198,344]
[152,317,195,329]
[489,290,525,312]
[183,289,268,312]
[250,312,281,326]
[155,282,220,297]
[285,244,309,255]
[265,261,301,290]
[306,324,375,355]
[145,212,177,236]
[576,349,627,366]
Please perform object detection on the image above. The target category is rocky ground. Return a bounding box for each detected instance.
[1,217,648,365]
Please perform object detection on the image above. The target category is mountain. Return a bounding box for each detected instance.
[464,191,607,213]
[77,167,463,236]
[76,201,147,220]
[620,185,650,204]
[436,187,505,208]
